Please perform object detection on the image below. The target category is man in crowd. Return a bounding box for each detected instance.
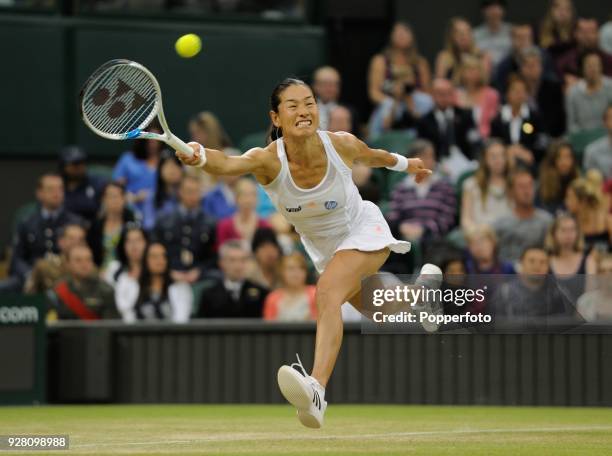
[59,145,107,225]
[473,0,512,67]
[2,173,81,292]
[566,52,612,133]
[50,244,117,321]
[312,66,341,130]
[24,223,86,294]
[153,175,216,285]
[197,240,268,318]
[583,104,612,179]
[493,168,553,265]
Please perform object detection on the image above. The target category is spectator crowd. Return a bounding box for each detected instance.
[1,0,612,324]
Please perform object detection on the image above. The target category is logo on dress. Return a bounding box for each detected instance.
[324,200,338,210]
[285,205,302,213]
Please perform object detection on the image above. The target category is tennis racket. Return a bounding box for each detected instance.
[79,59,194,157]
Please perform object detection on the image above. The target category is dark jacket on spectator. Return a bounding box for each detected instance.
[416,107,480,160]
[51,277,118,320]
[87,208,136,267]
[9,207,81,283]
[556,47,612,79]
[197,279,267,318]
[63,173,107,226]
[531,78,566,137]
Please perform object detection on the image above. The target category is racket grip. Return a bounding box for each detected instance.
[166,133,195,157]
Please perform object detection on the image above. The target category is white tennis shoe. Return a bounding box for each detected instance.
[413,263,443,332]
[277,354,327,429]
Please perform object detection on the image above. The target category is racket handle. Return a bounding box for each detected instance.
[166,133,194,157]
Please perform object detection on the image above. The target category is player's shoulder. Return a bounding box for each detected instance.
[326,131,362,156]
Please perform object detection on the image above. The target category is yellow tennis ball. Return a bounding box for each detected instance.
[175,34,202,58]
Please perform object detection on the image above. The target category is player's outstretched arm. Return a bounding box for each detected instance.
[176,142,268,178]
[329,131,432,184]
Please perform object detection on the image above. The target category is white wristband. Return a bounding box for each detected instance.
[386,153,408,172]
[195,143,207,168]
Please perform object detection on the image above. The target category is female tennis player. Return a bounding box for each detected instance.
[175,78,441,428]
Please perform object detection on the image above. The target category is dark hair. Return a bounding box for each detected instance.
[520,244,548,260]
[132,119,162,160]
[114,224,148,282]
[407,139,434,159]
[154,149,184,209]
[481,0,505,8]
[509,166,535,187]
[102,180,126,197]
[579,50,602,77]
[135,242,173,317]
[266,77,312,144]
[252,227,281,254]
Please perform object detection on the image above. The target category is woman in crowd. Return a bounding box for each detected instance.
[465,224,514,274]
[188,111,237,195]
[565,173,612,252]
[490,75,547,168]
[248,227,283,290]
[539,0,576,64]
[106,225,147,286]
[435,17,491,85]
[455,54,500,139]
[461,139,513,232]
[151,149,185,219]
[545,212,596,301]
[116,242,192,323]
[538,140,580,213]
[263,252,317,321]
[88,182,136,275]
[576,252,612,321]
[216,177,270,249]
[112,121,163,229]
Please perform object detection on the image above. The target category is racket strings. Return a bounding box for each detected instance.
[83,65,158,136]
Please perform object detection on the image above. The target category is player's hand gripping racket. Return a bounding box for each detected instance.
[80,59,203,164]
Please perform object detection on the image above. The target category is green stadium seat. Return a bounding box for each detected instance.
[568,127,607,166]
[191,278,218,316]
[367,130,416,156]
[238,131,268,152]
[455,169,476,204]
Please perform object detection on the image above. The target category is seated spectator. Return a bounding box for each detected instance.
[50,244,117,321]
[565,174,612,251]
[216,178,270,249]
[328,104,356,135]
[197,240,268,318]
[566,52,612,133]
[115,242,192,323]
[312,66,341,130]
[263,252,317,321]
[491,75,548,167]
[455,54,500,139]
[59,145,107,225]
[417,78,480,165]
[556,17,612,87]
[464,224,514,274]
[583,104,612,179]
[545,213,596,302]
[473,0,512,67]
[493,168,553,264]
[106,225,147,286]
[435,17,492,85]
[519,46,566,137]
[440,252,487,316]
[150,150,184,220]
[576,252,612,321]
[368,21,431,104]
[24,223,86,295]
[87,182,136,274]
[387,140,457,243]
[368,22,433,140]
[3,173,81,292]
[538,0,576,65]
[112,121,163,230]
[248,228,283,290]
[490,245,575,318]
[188,111,234,195]
[461,139,513,232]
[202,162,241,219]
[370,79,433,139]
[152,175,216,285]
[495,22,557,94]
[538,140,579,213]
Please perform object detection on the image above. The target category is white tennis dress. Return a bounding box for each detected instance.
[262,130,410,273]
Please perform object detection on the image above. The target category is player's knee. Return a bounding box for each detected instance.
[315,280,345,311]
